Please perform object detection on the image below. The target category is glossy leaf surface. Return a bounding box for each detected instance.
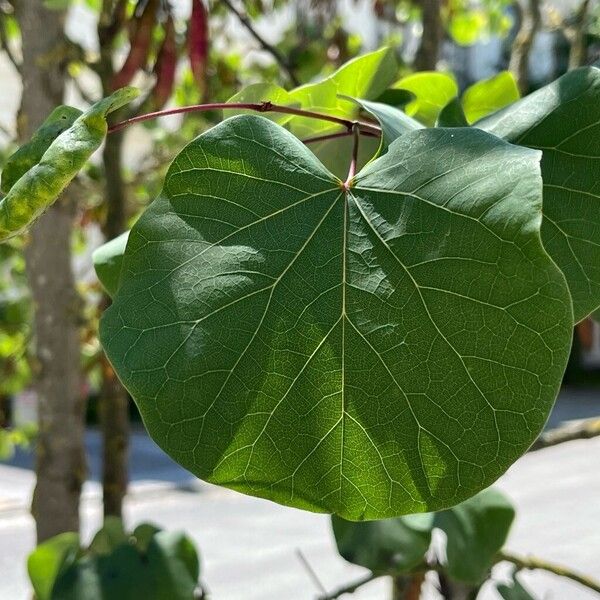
[477,66,600,321]
[101,115,571,520]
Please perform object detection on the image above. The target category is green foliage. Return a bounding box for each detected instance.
[27,520,200,600]
[461,71,519,124]
[477,66,600,322]
[497,574,537,600]
[0,87,138,241]
[100,115,571,520]
[0,423,36,461]
[392,72,458,126]
[92,231,129,298]
[332,513,433,574]
[331,487,516,587]
[435,487,515,584]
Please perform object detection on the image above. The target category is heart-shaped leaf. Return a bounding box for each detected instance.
[477,66,600,322]
[101,115,571,520]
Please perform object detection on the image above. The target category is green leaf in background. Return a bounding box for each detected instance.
[88,517,128,555]
[477,66,600,321]
[435,488,515,584]
[331,513,433,574]
[330,47,398,104]
[27,532,80,600]
[462,71,519,124]
[342,96,423,155]
[51,530,199,600]
[93,231,130,298]
[101,115,571,520]
[0,106,82,194]
[436,97,469,127]
[0,87,138,242]
[226,83,298,125]
[392,71,458,126]
[449,10,486,46]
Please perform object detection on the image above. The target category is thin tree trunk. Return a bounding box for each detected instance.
[414,0,443,71]
[16,1,85,542]
[509,0,541,93]
[96,3,130,519]
[569,0,591,70]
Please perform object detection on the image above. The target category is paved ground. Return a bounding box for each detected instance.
[0,387,599,599]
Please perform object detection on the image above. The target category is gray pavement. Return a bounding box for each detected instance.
[0,387,599,599]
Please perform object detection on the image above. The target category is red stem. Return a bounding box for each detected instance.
[107,101,382,135]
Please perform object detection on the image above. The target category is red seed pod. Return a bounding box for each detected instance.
[111,0,158,91]
[187,0,209,95]
[151,16,177,109]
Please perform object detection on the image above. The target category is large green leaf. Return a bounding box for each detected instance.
[435,488,515,584]
[27,532,80,600]
[0,87,138,242]
[477,66,600,322]
[101,115,571,520]
[332,513,433,574]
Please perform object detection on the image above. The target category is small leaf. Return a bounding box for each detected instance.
[88,517,128,555]
[100,115,571,520]
[132,522,162,552]
[27,532,80,600]
[332,513,433,574]
[477,66,600,321]
[0,87,138,242]
[93,231,130,298]
[437,97,468,127]
[1,106,82,195]
[435,488,515,584]
[392,71,458,126]
[342,96,423,155]
[497,574,537,600]
[461,71,519,124]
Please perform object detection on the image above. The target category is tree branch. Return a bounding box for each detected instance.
[220,0,300,87]
[108,101,382,136]
[509,0,541,93]
[529,417,600,451]
[498,550,600,594]
[317,573,381,600]
[569,0,592,69]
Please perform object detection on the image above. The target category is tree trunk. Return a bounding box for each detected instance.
[569,0,591,70]
[96,3,131,518]
[98,131,130,519]
[415,0,442,71]
[16,1,86,542]
[509,0,541,94]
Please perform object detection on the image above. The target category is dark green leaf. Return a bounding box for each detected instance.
[332,513,433,574]
[132,523,162,552]
[0,87,138,242]
[437,98,469,127]
[497,574,537,600]
[27,532,80,600]
[435,488,515,584]
[100,115,571,520]
[93,231,130,298]
[477,66,600,321]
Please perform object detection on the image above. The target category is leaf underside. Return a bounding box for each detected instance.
[101,115,571,520]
